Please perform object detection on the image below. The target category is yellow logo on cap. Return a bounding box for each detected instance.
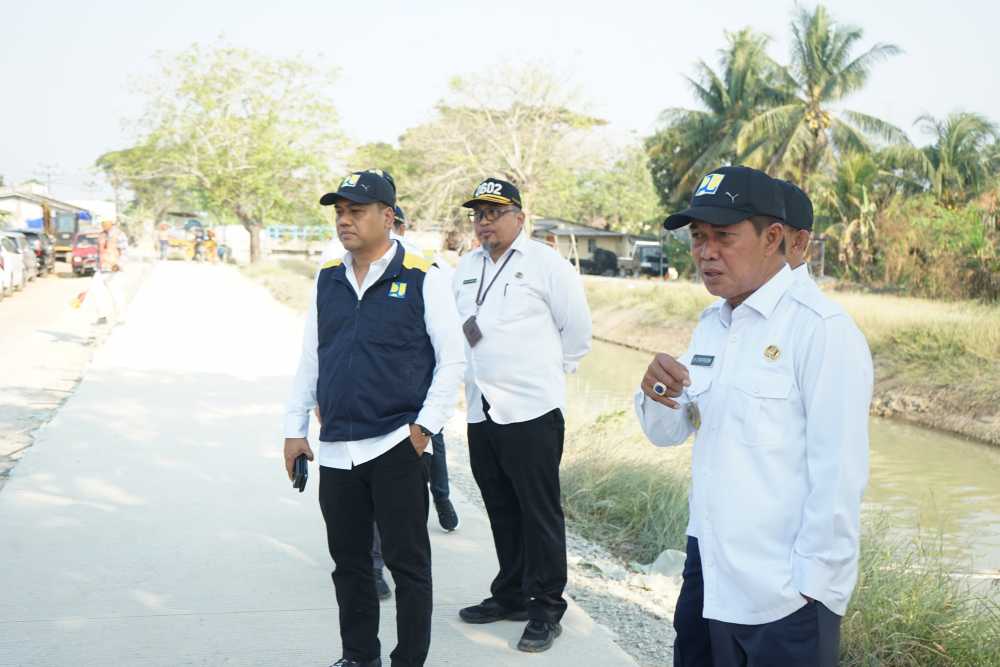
[695,173,725,197]
[341,174,360,188]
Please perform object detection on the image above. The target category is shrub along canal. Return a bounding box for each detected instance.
[567,339,1000,575]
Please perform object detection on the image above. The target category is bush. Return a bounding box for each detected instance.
[874,196,999,301]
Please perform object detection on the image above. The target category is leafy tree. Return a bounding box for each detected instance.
[738,4,904,183]
[397,65,606,230]
[567,145,665,235]
[97,44,344,261]
[647,28,788,206]
[884,112,999,206]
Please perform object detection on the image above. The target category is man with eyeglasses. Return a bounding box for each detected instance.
[284,170,465,667]
[452,178,592,653]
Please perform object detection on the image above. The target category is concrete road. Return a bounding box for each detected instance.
[0,260,146,490]
[0,261,636,666]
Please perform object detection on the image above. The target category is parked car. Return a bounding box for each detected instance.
[578,247,619,276]
[71,231,101,276]
[0,234,27,294]
[618,241,669,277]
[17,229,56,276]
[3,231,38,283]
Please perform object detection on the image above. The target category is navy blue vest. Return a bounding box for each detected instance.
[315,243,436,442]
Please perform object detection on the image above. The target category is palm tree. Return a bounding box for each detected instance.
[646,29,789,204]
[738,4,905,184]
[886,112,999,206]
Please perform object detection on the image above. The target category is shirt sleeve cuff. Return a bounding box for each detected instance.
[414,410,442,436]
[792,554,833,602]
[284,413,310,439]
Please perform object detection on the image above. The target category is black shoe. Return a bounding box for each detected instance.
[517,620,562,653]
[459,598,529,624]
[329,658,381,667]
[375,572,391,601]
[435,498,460,532]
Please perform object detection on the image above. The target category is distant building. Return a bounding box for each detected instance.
[0,189,90,230]
[532,217,655,264]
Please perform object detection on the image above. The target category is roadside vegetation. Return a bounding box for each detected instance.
[562,408,1000,667]
[241,258,314,313]
[584,277,1000,445]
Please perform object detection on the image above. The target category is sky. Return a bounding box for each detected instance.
[1,0,996,200]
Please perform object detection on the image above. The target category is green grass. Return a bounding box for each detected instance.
[562,408,691,561]
[241,258,316,313]
[584,277,1000,412]
[584,278,716,325]
[563,408,1000,667]
[844,519,1000,666]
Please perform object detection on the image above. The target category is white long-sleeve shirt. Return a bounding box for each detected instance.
[285,240,465,469]
[634,264,872,624]
[453,233,592,424]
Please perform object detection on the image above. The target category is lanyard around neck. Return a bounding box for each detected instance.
[475,251,515,312]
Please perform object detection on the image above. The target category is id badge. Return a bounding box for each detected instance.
[462,315,483,347]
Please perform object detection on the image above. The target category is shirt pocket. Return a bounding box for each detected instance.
[734,370,794,447]
[455,279,479,319]
[501,279,546,322]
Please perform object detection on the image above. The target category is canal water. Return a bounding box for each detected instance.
[567,339,1000,573]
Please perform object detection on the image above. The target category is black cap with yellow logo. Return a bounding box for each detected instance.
[320,170,396,207]
[462,178,522,209]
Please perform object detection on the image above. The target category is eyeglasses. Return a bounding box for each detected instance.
[468,206,518,223]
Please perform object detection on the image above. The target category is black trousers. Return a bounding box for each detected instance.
[425,433,450,501]
[319,439,432,667]
[468,404,567,623]
[673,537,842,667]
[674,536,713,666]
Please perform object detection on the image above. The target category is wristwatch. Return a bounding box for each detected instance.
[416,424,433,438]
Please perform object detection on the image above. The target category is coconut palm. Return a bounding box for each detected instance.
[886,112,999,206]
[646,28,789,204]
[738,4,905,184]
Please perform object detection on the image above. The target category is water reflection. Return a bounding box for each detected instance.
[570,340,1000,572]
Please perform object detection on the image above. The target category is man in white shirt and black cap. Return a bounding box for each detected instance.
[779,179,816,286]
[636,165,872,666]
[452,177,592,653]
[390,205,461,533]
[283,169,465,667]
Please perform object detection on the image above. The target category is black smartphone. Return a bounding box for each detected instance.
[292,454,308,492]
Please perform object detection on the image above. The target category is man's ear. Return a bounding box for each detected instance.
[765,223,785,256]
[797,230,812,254]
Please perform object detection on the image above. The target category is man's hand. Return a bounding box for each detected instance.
[640,353,691,409]
[409,424,431,455]
[284,437,314,480]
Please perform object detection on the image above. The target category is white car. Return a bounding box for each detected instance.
[0,234,27,296]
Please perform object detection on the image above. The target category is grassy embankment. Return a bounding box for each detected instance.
[583,276,1000,447]
[561,408,1000,667]
[245,260,1000,665]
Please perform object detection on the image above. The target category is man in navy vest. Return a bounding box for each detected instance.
[284,170,465,667]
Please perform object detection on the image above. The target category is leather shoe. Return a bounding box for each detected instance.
[459,598,529,624]
[329,657,381,667]
[517,620,562,653]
